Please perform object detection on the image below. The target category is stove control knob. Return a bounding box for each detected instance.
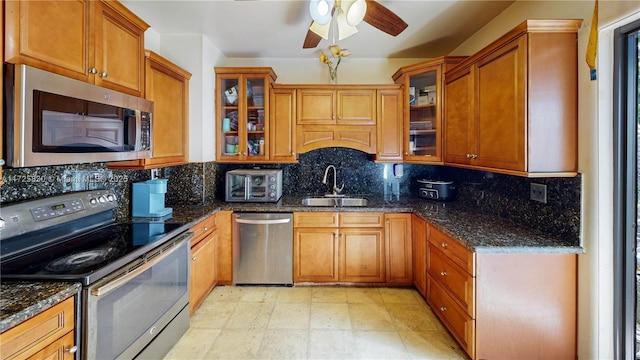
[0,217,5,229]
[107,194,116,202]
[98,196,106,203]
[90,198,98,205]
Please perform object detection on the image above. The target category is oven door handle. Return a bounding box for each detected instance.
[90,231,193,297]
[234,218,291,225]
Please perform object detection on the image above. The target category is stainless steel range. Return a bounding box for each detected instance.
[0,190,193,360]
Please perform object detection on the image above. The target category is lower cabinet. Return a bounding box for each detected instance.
[189,213,218,314]
[0,297,76,360]
[215,211,234,285]
[425,224,577,359]
[293,212,411,284]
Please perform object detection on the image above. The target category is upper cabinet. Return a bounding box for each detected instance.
[215,67,276,163]
[443,19,582,177]
[269,86,298,163]
[392,57,466,164]
[4,0,149,97]
[109,51,191,170]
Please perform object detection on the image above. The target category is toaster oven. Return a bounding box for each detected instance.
[225,169,283,202]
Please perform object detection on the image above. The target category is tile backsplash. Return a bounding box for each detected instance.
[1,147,580,242]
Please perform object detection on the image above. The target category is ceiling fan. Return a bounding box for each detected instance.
[303,0,408,49]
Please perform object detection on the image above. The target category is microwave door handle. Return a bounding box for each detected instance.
[134,111,142,151]
[90,232,193,297]
[244,176,250,200]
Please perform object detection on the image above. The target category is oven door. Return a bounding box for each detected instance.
[83,232,191,360]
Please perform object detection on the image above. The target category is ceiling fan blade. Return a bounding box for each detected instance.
[362,0,407,36]
[303,22,323,48]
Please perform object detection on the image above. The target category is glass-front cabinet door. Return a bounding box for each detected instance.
[216,68,276,162]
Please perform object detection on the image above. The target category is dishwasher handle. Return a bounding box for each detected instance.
[234,218,291,225]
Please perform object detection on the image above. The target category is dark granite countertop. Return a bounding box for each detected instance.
[0,281,81,333]
[165,194,582,254]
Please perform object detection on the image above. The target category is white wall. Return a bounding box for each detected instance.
[448,1,640,358]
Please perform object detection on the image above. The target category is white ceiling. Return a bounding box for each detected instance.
[121,0,515,59]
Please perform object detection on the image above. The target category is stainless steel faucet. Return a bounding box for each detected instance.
[322,165,345,197]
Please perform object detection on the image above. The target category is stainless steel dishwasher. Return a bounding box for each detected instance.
[232,213,294,285]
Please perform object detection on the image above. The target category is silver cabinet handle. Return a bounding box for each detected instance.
[441,242,448,248]
[65,346,78,354]
[235,218,291,225]
[440,271,447,276]
[99,71,108,78]
[192,256,197,261]
[88,67,98,74]
[440,306,447,312]
[203,227,208,231]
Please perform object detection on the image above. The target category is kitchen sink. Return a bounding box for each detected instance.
[301,197,368,207]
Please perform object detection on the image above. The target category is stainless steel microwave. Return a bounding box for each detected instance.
[3,64,153,167]
[225,169,283,203]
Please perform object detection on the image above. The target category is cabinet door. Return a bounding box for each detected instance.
[412,215,427,297]
[91,1,146,97]
[4,0,90,81]
[474,36,526,171]
[339,228,385,283]
[443,67,474,165]
[294,228,339,282]
[405,66,441,162]
[270,88,297,162]
[215,211,233,285]
[336,89,376,125]
[384,214,412,284]
[190,232,217,314]
[376,89,403,161]
[297,89,335,124]
[27,331,76,360]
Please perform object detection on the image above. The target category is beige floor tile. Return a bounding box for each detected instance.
[256,329,309,359]
[354,330,409,359]
[398,331,466,359]
[276,286,312,303]
[386,303,439,331]
[311,286,347,303]
[345,287,384,304]
[163,328,220,360]
[268,302,311,329]
[190,301,236,329]
[310,303,351,330]
[308,329,358,359]
[203,329,265,359]
[205,285,245,302]
[349,303,395,330]
[379,287,422,304]
[239,285,281,302]
[225,301,274,329]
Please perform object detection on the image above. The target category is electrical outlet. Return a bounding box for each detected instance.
[530,183,547,203]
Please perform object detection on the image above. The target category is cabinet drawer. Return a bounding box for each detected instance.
[1,297,75,360]
[28,330,75,360]
[428,246,475,316]
[428,225,475,275]
[294,212,338,228]
[339,213,384,227]
[190,213,217,245]
[427,275,475,358]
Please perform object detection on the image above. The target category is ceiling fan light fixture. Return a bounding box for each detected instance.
[343,0,367,26]
[336,11,358,40]
[310,20,331,40]
[310,0,334,25]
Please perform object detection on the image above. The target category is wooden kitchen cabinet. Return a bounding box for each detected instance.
[426,224,576,359]
[375,88,404,162]
[412,215,427,297]
[215,211,233,285]
[384,213,412,284]
[293,212,385,283]
[4,0,148,97]
[269,86,297,162]
[109,50,191,170]
[443,19,582,177]
[0,297,76,360]
[215,67,276,163]
[392,57,466,164]
[189,213,217,314]
[296,85,382,154]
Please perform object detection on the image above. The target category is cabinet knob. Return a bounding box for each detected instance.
[203,227,208,232]
[99,71,108,78]
[439,306,447,312]
[332,115,336,120]
[440,271,447,276]
[441,242,448,248]
[65,346,78,354]
[405,152,409,156]
[466,154,472,159]
[88,67,98,74]
[472,154,478,159]
[192,256,197,261]
[0,159,5,166]
[338,115,342,120]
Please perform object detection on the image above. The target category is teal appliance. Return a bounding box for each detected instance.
[132,179,172,217]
